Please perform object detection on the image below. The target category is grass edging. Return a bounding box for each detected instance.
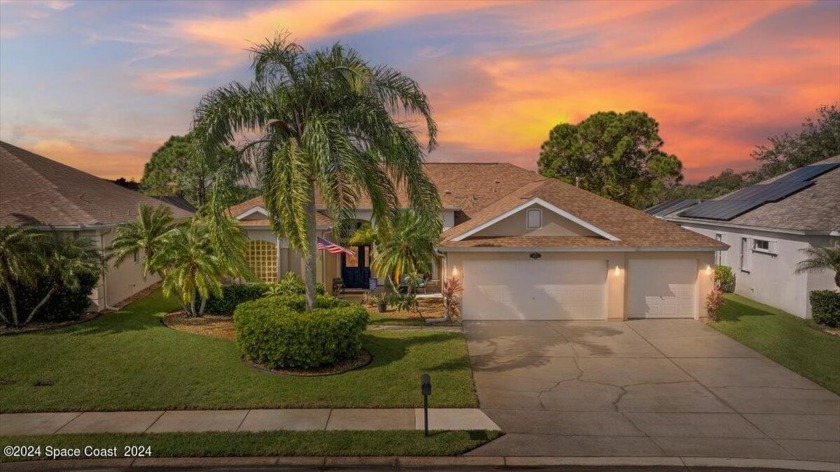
[0,430,503,462]
[709,293,840,394]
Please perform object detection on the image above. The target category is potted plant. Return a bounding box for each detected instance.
[370,293,388,313]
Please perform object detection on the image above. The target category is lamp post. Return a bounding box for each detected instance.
[421,373,432,436]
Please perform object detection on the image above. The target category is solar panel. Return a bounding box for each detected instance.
[679,162,838,221]
[646,198,702,217]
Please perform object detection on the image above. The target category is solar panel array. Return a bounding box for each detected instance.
[679,163,839,221]
[646,198,702,218]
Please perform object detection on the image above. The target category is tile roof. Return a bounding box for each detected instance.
[667,156,840,231]
[440,178,725,250]
[1,141,193,228]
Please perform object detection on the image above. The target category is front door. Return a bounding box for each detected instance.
[341,245,371,289]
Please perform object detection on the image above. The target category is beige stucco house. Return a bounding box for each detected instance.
[230,163,725,321]
[0,141,193,310]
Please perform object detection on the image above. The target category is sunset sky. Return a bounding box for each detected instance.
[1,0,838,182]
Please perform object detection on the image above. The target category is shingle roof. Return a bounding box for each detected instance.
[440,178,725,250]
[668,156,840,232]
[227,162,544,223]
[0,141,193,228]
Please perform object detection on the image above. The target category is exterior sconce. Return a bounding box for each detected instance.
[705,264,712,273]
[451,265,459,277]
[529,252,541,260]
[614,265,620,276]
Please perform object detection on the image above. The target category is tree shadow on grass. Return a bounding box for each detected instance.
[361,331,468,371]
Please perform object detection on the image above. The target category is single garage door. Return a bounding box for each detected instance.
[461,258,607,320]
[627,259,697,319]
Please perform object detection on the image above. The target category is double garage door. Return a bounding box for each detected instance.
[460,256,697,320]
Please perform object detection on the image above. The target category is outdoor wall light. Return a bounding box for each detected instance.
[451,265,459,277]
[529,252,541,259]
[614,265,620,276]
[705,264,712,273]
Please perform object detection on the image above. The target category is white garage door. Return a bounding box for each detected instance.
[627,259,697,319]
[461,258,607,320]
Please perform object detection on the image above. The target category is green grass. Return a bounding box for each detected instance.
[0,430,502,462]
[0,290,477,412]
[710,294,840,394]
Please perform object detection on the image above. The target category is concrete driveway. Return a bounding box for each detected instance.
[464,320,840,463]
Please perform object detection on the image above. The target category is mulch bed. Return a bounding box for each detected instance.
[162,311,236,341]
[0,311,101,336]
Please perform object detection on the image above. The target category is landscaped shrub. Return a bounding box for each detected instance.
[233,297,369,369]
[714,265,736,293]
[262,294,352,311]
[0,272,99,323]
[810,290,840,328]
[204,283,270,315]
[271,272,326,296]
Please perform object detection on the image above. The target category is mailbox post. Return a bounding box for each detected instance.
[421,373,431,436]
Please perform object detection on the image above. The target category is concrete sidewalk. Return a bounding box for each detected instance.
[0,408,500,436]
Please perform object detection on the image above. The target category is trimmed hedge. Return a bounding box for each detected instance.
[204,284,269,315]
[233,296,369,369]
[0,272,98,324]
[273,272,326,296]
[810,290,840,328]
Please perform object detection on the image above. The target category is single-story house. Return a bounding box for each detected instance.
[229,163,725,320]
[0,141,194,310]
[649,156,839,319]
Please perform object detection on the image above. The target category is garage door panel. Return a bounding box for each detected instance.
[462,258,607,320]
[628,259,697,319]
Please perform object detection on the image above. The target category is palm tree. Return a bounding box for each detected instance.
[109,204,175,279]
[0,226,45,326]
[795,243,840,288]
[151,216,249,316]
[192,34,441,310]
[371,209,439,290]
[23,234,104,326]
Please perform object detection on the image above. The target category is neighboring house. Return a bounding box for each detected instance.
[230,163,725,321]
[650,156,840,319]
[0,141,193,310]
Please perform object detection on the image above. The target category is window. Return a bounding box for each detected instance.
[752,238,776,255]
[246,240,278,283]
[715,234,723,265]
[526,208,542,229]
[740,237,751,272]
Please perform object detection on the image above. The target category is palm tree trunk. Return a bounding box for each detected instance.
[4,279,19,327]
[199,296,207,316]
[190,288,198,317]
[304,181,317,311]
[24,284,58,326]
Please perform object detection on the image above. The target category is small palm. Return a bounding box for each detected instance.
[796,244,840,288]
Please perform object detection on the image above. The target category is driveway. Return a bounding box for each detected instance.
[464,320,840,463]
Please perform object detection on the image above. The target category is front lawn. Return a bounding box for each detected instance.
[0,430,502,462]
[0,291,477,412]
[710,294,840,394]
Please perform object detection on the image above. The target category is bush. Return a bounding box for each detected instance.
[272,272,326,296]
[0,272,98,324]
[810,290,840,328]
[233,297,369,369]
[714,265,736,293]
[204,283,270,315]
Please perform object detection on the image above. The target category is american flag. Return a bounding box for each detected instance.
[316,236,355,255]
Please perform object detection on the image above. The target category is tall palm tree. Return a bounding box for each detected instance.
[192,34,441,310]
[23,234,104,326]
[796,243,840,288]
[0,226,45,326]
[109,204,175,279]
[371,209,439,289]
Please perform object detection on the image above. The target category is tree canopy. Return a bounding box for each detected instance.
[141,133,251,207]
[192,34,441,310]
[749,104,840,183]
[537,111,683,208]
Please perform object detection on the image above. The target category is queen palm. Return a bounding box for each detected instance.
[193,34,441,310]
[109,204,175,279]
[0,226,45,326]
[795,243,840,288]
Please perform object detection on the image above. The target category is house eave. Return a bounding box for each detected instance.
[666,217,838,236]
[436,246,722,253]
